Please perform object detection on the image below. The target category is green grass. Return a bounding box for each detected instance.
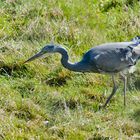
[0,0,140,139]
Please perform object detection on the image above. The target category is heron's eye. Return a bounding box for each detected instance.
[41,45,55,53]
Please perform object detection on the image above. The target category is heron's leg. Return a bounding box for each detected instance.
[120,73,127,106]
[102,75,118,108]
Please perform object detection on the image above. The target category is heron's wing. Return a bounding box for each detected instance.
[87,43,138,73]
[94,42,134,50]
[93,49,134,72]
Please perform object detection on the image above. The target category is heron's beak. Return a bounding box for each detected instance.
[24,51,44,63]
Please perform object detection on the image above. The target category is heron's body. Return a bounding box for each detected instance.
[25,36,140,108]
[81,42,139,73]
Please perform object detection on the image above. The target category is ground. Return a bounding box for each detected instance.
[0,0,140,139]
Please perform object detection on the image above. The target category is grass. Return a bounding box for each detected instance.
[0,0,140,139]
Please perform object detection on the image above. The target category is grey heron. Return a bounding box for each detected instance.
[25,36,140,108]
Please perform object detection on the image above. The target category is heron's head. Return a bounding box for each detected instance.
[24,44,57,63]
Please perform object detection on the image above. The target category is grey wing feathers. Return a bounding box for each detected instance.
[84,42,138,73]
[94,42,134,50]
[93,49,133,72]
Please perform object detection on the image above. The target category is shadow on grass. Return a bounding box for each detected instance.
[133,109,140,123]
[134,79,140,90]
[52,98,78,111]
[45,77,69,87]
[88,133,110,140]
[14,110,35,121]
[0,64,31,77]
[0,62,37,79]
[127,74,140,91]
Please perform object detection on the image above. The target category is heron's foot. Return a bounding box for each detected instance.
[99,105,103,110]
[98,103,107,110]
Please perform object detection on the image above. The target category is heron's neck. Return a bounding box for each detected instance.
[55,47,88,72]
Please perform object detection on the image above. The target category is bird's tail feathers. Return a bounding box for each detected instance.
[131,36,140,43]
[133,44,140,55]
